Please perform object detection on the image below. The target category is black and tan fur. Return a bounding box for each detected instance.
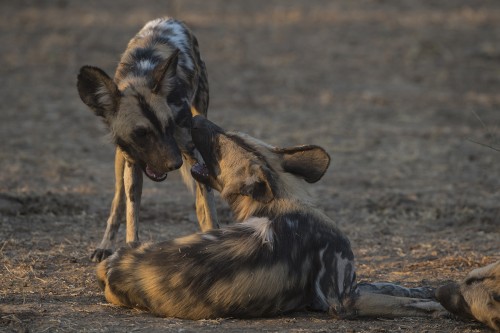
[436,261,500,331]
[77,18,218,262]
[96,116,444,320]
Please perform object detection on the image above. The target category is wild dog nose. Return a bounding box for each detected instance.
[166,157,183,171]
[192,115,224,133]
[435,282,474,320]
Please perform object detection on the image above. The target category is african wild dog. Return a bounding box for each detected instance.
[96,116,445,319]
[77,18,218,262]
[436,261,500,331]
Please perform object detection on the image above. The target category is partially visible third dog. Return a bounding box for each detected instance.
[436,261,500,331]
[96,116,444,319]
[77,18,218,262]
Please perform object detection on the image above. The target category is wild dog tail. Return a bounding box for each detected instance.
[95,252,130,309]
[96,260,107,291]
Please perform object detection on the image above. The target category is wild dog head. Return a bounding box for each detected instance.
[436,261,500,331]
[190,115,331,219]
[77,50,189,182]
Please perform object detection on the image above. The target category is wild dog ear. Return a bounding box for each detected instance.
[278,145,330,183]
[77,66,120,119]
[239,165,275,203]
[151,49,180,95]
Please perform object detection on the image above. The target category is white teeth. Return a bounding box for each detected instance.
[191,163,209,179]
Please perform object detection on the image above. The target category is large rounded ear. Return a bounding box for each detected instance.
[77,66,120,119]
[278,145,330,183]
[151,49,179,95]
[239,165,275,203]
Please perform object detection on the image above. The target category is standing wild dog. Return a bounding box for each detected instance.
[77,18,218,262]
[436,261,500,331]
[96,116,445,319]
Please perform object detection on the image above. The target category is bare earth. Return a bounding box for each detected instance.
[1,1,499,332]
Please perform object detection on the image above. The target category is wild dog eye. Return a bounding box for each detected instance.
[493,293,500,302]
[465,276,486,285]
[164,118,176,135]
[173,103,191,128]
[133,127,149,138]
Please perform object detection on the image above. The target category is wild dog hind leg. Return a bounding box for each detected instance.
[91,149,126,262]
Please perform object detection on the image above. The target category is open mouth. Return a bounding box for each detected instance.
[144,165,168,182]
[190,162,210,184]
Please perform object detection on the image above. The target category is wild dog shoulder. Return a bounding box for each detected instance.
[436,261,500,331]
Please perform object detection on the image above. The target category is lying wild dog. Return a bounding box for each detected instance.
[96,116,445,319]
[436,261,500,331]
[77,18,218,262]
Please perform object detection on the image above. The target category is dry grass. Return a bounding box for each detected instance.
[1,0,499,332]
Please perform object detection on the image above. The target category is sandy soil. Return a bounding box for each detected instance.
[1,0,499,332]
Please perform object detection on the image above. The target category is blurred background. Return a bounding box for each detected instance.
[0,1,499,331]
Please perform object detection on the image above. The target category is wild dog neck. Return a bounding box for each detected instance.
[225,195,334,224]
[221,161,329,222]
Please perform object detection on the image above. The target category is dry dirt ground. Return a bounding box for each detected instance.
[1,0,499,332]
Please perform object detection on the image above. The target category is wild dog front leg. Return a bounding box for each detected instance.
[123,160,143,244]
[91,149,126,262]
[195,182,219,231]
[183,149,219,231]
[357,282,436,299]
[340,288,446,318]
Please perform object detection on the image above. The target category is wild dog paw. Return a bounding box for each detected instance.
[90,248,113,262]
[126,241,141,249]
[432,308,454,319]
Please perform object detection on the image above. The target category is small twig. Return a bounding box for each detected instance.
[39,325,57,333]
[0,239,8,254]
[469,109,500,149]
[1,314,22,324]
[30,266,47,283]
[471,109,489,132]
[3,264,27,280]
[467,138,500,153]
